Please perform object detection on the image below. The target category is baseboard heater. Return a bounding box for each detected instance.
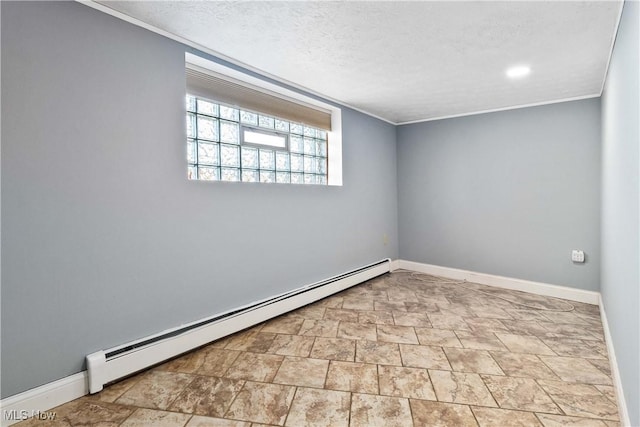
[86,259,391,393]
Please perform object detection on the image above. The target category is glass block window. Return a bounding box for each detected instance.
[186,94,328,185]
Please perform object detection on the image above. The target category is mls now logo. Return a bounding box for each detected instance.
[3,410,56,421]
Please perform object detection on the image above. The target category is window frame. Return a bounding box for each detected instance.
[185,52,342,186]
[240,125,290,151]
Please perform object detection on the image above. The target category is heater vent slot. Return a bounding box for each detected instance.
[87,259,391,393]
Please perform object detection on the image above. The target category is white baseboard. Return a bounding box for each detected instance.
[396,260,600,305]
[86,259,391,393]
[1,260,390,424]
[599,299,631,427]
[397,259,629,424]
[1,260,616,426]
[0,372,88,427]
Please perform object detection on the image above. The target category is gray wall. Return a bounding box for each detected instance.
[397,99,602,290]
[601,1,639,424]
[0,1,398,398]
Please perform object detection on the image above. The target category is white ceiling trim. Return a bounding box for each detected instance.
[599,1,626,96]
[79,0,622,127]
[77,0,396,125]
[396,93,602,126]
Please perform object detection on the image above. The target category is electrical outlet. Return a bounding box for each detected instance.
[571,250,585,263]
[383,234,389,246]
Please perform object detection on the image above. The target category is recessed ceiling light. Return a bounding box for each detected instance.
[506,65,531,79]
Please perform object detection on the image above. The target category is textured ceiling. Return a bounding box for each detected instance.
[95,1,622,124]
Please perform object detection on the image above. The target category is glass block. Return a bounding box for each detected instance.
[198,166,220,181]
[316,139,327,157]
[197,99,217,116]
[304,174,315,184]
[316,157,327,174]
[241,146,259,169]
[303,155,315,173]
[290,135,303,153]
[240,110,258,125]
[221,167,240,182]
[317,175,327,185]
[291,173,304,184]
[220,120,239,144]
[290,154,303,172]
[220,144,240,167]
[276,152,290,171]
[275,119,290,133]
[242,169,259,182]
[259,149,275,170]
[187,165,197,180]
[290,123,303,135]
[276,172,290,183]
[197,116,218,141]
[219,105,239,121]
[260,170,275,183]
[186,113,196,138]
[187,139,196,163]
[198,142,219,166]
[317,129,327,139]
[186,96,196,112]
[304,137,316,155]
[258,115,275,129]
[303,126,316,138]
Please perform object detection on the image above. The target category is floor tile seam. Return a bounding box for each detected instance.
[536,354,614,384]
[405,391,417,427]
[487,351,563,381]
[485,348,506,376]
[100,375,145,403]
[408,394,507,412]
[261,328,306,336]
[534,411,620,424]
[280,386,299,427]
[220,379,249,421]
[539,342,610,361]
[169,377,249,418]
[112,404,195,427]
[496,332,560,357]
[470,404,543,417]
[467,404,484,427]
[158,373,204,414]
[438,343,456,374]
[466,371,499,408]
[377,363,438,400]
[118,408,196,427]
[531,377,578,418]
[346,391,353,427]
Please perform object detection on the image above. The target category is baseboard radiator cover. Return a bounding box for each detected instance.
[86,259,391,394]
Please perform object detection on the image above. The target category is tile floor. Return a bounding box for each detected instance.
[18,271,620,426]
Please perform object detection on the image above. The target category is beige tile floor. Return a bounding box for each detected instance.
[18,271,620,426]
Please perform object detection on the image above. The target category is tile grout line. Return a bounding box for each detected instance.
[280,386,298,427]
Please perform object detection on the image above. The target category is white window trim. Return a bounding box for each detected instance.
[185,52,343,186]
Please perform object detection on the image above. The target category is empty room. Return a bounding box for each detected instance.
[1,1,638,426]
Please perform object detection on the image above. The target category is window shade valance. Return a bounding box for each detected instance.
[186,66,332,131]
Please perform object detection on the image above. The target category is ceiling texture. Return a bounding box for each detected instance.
[94,1,623,124]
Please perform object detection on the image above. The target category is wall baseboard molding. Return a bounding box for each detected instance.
[86,260,390,394]
[0,260,390,425]
[3,261,626,426]
[599,299,631,427]
[396,259,600,305]
[0,372,88,427]
[397,259,630,424]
